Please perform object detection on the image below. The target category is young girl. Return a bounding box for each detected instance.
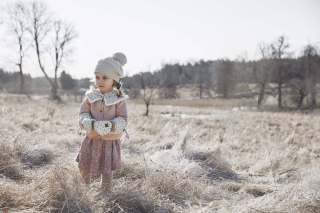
[76,52,129,192]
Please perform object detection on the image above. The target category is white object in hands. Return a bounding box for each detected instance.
[79,113,94,132]
[94,120,112,136]
[82,118,94,132]
[111,117,126,133]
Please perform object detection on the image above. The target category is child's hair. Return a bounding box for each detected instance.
[89,79,126,97]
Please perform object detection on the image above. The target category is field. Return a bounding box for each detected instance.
[0,94,319,213]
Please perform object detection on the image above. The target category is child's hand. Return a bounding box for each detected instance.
[87,129,100,139]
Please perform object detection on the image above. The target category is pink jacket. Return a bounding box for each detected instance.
[79,89,129,140]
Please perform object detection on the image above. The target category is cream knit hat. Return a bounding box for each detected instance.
[94,52,127,82]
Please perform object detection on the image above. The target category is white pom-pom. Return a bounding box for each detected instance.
[112,52,127,66]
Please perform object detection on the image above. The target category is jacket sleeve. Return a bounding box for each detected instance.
[78,97,94,131]
[110,100,128,133]
[79,97,91,115]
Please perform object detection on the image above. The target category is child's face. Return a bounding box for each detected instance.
[95,73,113,93]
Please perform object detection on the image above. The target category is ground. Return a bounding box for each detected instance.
[0,94,319,213]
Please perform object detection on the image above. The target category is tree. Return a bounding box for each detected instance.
[212,59,235,98]
[158,64,179,99]
[196,60,213,99]
[302,44,319,109]
[26,1,52,91]
[288,78,307,109]
[26,1,77,101]
[253,43,272,107]
[270,35,291,109]
[52,20,77,99]
[6,2,30,94]
[138,73,158,116]
[60,70,75,90]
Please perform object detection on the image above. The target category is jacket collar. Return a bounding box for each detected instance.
[85,88,129,106]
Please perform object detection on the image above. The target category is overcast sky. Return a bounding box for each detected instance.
[0,0,319,79]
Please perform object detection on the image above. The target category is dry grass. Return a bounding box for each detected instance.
[0,137,26,180]
[0,94,319,212]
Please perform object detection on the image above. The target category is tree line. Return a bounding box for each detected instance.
[1,35,319,110]
[122,36,320,110]
[1,35,319,111]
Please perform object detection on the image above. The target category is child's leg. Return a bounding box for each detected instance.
[81,169,91,185]
[101,172,113,191]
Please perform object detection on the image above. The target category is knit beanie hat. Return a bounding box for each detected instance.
[94,52,127,83]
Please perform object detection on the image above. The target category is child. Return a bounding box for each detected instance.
[76,52,129,192]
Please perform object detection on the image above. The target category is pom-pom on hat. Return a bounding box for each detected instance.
[94,52,127,83]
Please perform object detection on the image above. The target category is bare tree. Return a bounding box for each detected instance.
[270,35,291,109]
[142,87,155,116]
[6,2,30,94]
[212,59,235,98]
[26,1,52,89]
[26,1,77,101]
[52,20,77,100]
[196,60,213,99]
[288,78,307,109]
[253,43,272,107]
[302,44,319,110]
[158,64,179,99]
[138,73,157,116]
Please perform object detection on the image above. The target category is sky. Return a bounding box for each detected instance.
[0,0,319,79]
